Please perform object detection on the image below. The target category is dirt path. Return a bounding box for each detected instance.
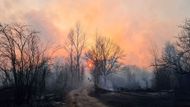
[66,87,107,107]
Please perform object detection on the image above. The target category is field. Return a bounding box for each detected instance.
[91,90,190,107]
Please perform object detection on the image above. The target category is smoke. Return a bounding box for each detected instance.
[98,65,154,91]
[1,0,190,67]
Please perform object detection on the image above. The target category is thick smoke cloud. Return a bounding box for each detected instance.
[0,0,190,67]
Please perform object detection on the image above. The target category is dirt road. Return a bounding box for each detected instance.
[67,87,107,107]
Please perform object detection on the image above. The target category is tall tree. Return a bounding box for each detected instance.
[0,23,49,104]
[177,19,190,74]
[154,42,179,90]
[85,36,124,88]
[64,24,86,89]
[152,19,190,90]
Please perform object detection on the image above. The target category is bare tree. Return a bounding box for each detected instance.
[64,24,86,89]
[174,19,190,90]
[0,23,49,104]
[85,36,124,89]
[152,19,190,90]
[152,42,179,90]
[176,19,190,74]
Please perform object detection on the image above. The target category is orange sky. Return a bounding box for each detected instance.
[0,0,190,68]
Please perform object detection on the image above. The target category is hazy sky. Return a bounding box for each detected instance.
[0,0,190,68]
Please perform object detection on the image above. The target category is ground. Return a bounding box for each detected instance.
[91,90,190,107]
[1,87,190,107]
[66,87,107,107]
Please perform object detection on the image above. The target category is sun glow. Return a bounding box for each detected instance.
[86,60,94,70]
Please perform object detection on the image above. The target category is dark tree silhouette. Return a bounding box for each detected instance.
[176,19,190,74]
[85,35,124,89]
[153,19,190,90]
[0,23,49,104]
[64,24,86,90]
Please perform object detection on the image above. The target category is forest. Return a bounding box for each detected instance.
[0,19,190,107]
